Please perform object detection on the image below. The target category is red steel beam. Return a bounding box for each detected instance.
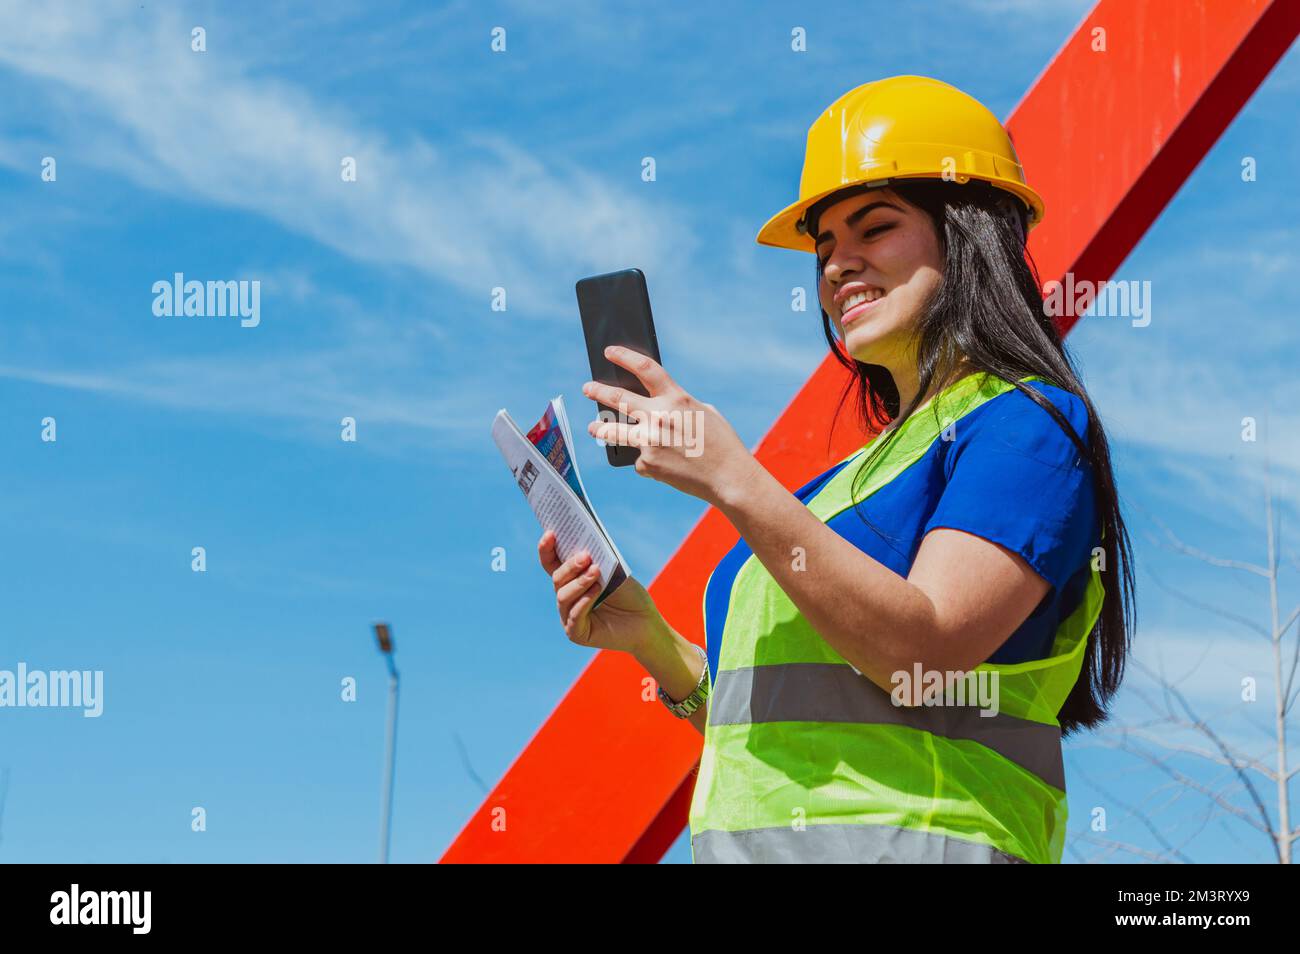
[442,0,1300,863]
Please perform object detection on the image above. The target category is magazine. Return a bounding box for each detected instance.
[491,395,630,608]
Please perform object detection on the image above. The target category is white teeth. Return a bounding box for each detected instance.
[842,289,883,312]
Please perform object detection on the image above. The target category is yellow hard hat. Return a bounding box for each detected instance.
[756,75,1044,253]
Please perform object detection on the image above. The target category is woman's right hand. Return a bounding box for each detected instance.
[538,529,664,654]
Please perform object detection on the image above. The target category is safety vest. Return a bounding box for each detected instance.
[688,371,1105,863]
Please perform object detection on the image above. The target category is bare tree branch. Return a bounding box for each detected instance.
[1072,831,1181,863]
[1280,600,1300,710]
[1142,510,1269,578]
[1141,562,1270,640]
[1131,658,1280,855]
[1071,761,1196,862]
[1105,728,1278,783]
[1123,672,1263,762]
[1088,439,1296,862]
[1091,735,1274,846]
[1279,603,1300,642]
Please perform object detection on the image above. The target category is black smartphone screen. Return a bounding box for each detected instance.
[575,268,663,467]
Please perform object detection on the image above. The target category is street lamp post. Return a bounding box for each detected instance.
[374,622,399,864]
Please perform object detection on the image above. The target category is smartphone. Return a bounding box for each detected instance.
[575,268,663,467]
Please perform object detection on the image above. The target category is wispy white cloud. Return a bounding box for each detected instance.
[0,3,695,320]
[0,2,823,438]
[0,346,487,446]
[5,0,1291,474]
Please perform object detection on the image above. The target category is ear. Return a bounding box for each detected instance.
[994,192,1029,243]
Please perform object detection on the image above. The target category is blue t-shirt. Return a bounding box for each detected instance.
[704,380,1099,685]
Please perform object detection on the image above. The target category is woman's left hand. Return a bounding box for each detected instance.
[583,345,757,507]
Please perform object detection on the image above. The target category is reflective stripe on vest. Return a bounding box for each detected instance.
[694,824,1029,864]
[688,371,1105,864]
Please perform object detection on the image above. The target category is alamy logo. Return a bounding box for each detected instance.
[597,403,705,458]
[890,664,1000,717]
[0,663,103,717]
[152,272,261,328]
[1041,272,1151,327]
[50,884,151,934]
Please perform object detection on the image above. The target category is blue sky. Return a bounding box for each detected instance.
[1,0,1297,864]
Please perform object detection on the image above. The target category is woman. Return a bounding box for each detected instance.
[537,75,1134,864]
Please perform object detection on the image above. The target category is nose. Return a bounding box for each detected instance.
[821,245,864,286]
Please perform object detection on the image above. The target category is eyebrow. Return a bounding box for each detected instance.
[813,201,902,247]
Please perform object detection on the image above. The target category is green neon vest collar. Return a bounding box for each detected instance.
[808,371,1046,523]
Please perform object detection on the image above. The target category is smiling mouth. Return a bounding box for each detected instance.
[841,289,886,327]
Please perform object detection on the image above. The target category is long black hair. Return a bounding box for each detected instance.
[809,177,1135,736]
